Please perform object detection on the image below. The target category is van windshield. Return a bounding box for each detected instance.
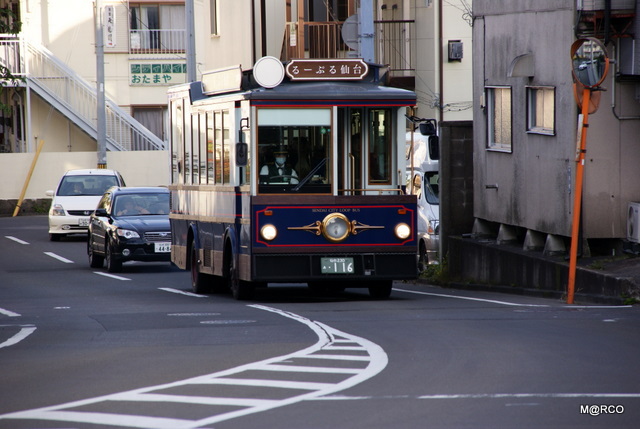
[424,172,439,205]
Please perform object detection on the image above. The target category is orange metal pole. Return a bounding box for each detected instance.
[567,87,591,304]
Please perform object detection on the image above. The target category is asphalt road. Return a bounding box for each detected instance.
[1,215,639,429]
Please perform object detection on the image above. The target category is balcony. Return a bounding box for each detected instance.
[280,19,415,88]
[129,29,186,55]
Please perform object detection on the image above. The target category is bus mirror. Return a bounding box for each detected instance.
[236,142,248,166]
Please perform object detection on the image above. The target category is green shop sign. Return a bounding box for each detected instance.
[130,63,186,86]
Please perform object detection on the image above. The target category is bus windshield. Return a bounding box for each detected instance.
[257,108,331,194]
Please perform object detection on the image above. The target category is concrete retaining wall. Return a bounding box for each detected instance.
[0,151,170,216]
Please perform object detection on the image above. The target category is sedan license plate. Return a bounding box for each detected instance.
[78,217,89,227]
[154,242,171,253]
[321,257,354,274]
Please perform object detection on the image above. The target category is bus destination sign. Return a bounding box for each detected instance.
[285,59,368,81]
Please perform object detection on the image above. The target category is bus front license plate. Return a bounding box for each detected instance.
[321,257,354,274]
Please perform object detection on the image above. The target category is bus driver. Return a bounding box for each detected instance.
[260,145,299,184]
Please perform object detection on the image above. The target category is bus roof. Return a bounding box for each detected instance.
[173,62,417,107]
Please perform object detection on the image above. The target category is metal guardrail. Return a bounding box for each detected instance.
[0,38,165,151]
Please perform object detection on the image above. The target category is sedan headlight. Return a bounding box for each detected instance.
[116,229,140,239]
[50,204,65,216]
[394,223,411,240]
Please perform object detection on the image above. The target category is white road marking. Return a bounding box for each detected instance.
[5,236,29,245]
[0,326,36,349]
[0,307,21,317]
[93,272,131,281]
[159,287,207,297]
[0,304,388,428]
[419,392,640,399]
[43,252,74,264]
[395,288,634,309]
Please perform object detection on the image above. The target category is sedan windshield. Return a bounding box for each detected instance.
[58,175,120,196]
[114,193,169,216]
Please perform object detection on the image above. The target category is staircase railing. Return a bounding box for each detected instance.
[24,40,165,151]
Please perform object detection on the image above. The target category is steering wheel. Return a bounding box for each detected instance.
[269,175,296,184]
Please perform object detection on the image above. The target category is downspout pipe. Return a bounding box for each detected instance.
[438,0,443,123]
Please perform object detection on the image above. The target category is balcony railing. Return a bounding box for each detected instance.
[375,20,414,75]
[129,29,186,54]
[281,19,414,76]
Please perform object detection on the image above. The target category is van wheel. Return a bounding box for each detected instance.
[50,233,62,242]
[418,242,428,273]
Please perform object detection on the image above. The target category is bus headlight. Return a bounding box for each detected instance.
[394,223,411,240]
[260,224,277,241]
[322,213,351,243]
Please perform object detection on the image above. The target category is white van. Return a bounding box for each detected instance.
[406,127,439,272]
[46,169,126,241]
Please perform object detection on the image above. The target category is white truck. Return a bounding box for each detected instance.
[406,118,440,272]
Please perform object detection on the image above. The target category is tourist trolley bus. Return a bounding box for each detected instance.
[168,57,418,299]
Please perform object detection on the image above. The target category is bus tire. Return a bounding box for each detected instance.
[227,251,253,300]
[190,240,212,294]
[368,280,392,299]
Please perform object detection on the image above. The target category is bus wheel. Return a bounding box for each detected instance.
[227,254,253,300]
[368,280,392,299]
[190,241,211,294]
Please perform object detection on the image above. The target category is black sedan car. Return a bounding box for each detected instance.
[87,186,171,272]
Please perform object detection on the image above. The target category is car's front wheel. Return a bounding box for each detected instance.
[88,237,104,268]
[105,239,122,273]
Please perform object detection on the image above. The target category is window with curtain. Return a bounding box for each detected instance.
[130,3,185,51]
[486,86,512,152]
[526,86,555,135]
[132,106,166,150]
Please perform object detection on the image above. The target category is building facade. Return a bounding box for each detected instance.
[472,0,640,252]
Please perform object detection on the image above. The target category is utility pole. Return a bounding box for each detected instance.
[95,0,107,168]
[359,0,374,62]
[186,0,196,82]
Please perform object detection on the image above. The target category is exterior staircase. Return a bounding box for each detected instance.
[1,38,164,151]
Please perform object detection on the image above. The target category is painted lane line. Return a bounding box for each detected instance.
[159,287,207,297]
[94,272,131,281]
[0,304,388,428]
[5,236,29,245]
[0,326,36,349]
[395,288,634,309]
[394,288,551,307]
[43,252,74,264]
[418,392,640,399]
[0,307,21,317]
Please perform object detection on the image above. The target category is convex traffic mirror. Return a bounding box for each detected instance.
[570,38,609,88]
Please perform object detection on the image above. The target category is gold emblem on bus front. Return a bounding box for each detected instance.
[288,213,384,243]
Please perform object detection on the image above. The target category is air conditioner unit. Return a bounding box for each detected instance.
[627,202,640,243]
